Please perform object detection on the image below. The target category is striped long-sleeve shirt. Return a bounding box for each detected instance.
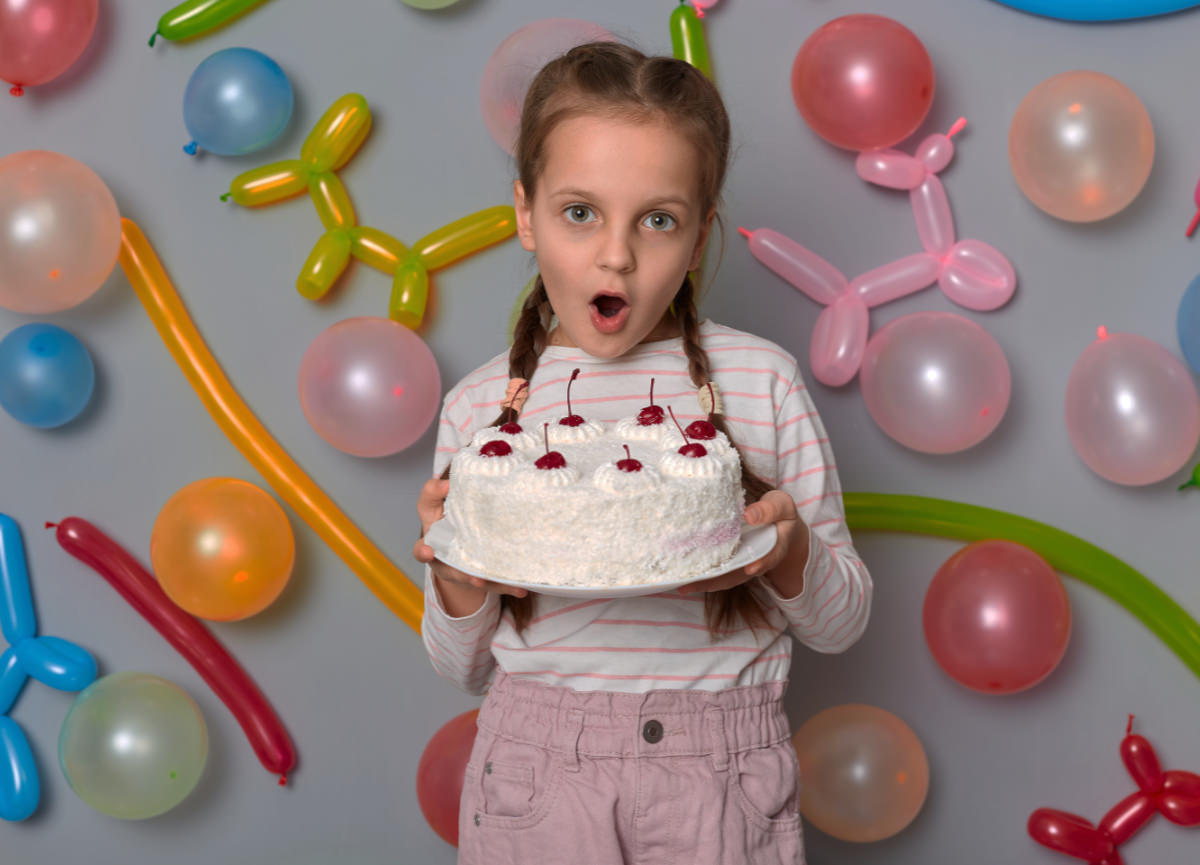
[420,320,872,694]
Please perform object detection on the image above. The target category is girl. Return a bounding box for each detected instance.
[415,42,871,865]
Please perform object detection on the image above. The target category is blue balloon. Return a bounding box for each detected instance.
[991,0,1200,20]
[182,47,294,156]
[0,649,22,717]
[0,717,38,822]
[0,515,35,645]
[1178,274,1200,375]
[0,323,95,428]
[19,637,97,693]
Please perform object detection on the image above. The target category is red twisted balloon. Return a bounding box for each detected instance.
[1028,716,1200,862]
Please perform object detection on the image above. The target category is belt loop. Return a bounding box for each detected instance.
[705,707,729,773]
[561,708,585,773]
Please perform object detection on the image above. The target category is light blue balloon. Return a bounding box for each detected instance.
[0,717,38,822]
[182,47,294,156]
[0,324,95,428]
[991,0,1200,20]
[1178,274,1200,375]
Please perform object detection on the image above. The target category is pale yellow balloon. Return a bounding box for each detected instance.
[1009,70,1154,223]
[792,704,929,843]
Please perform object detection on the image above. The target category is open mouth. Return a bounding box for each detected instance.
[592,294,628,318]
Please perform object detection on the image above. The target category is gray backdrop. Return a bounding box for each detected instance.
[3,0,1200,862]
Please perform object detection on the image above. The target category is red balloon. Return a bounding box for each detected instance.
[1120,733,1163,793]
[0,0,99,96]
[791,14,935,151]
[1099,792,1154,844]
[49,517,296,784]
[417,709,480,847]
[1160,770,1200,825]
[923,540,1071,694]
[1028,808,1115,860]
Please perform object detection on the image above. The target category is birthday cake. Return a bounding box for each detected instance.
[443,374,746,587]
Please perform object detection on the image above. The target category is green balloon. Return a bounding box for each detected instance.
[844,493,1200,680]
[59,672,208,820]
[401,0,463,8]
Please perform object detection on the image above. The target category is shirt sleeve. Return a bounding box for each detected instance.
[419,385,502,694]
[758,364,873,654]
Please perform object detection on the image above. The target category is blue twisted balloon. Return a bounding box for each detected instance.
[990,0,1200,21]
[0,514,97,821]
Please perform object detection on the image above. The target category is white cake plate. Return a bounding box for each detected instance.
[423,519,778,599]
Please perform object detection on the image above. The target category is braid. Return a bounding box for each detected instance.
[674,275,774,639]
[496,275,552,631]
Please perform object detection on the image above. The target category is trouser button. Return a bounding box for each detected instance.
[643,719,664,743]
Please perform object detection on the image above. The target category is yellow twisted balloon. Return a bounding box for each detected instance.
[224,94,517,328]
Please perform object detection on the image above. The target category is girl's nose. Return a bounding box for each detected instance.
[596,227,636,273]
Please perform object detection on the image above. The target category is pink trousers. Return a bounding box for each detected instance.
[457,671,804,865]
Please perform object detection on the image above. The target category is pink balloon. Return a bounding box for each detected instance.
[0,151,120,314]
[924,540,1071,694]
[0,0,98,96]
[792,704,929,842]
[1064,329,1200,486]
[298,317,442,458]
[791,14,935,151]
[860,312,1010,454]
[480,18,615,155]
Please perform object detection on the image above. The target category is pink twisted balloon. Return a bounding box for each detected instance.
[741,119,1016,387]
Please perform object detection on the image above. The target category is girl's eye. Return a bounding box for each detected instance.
[564,205,595,224]
[643,212,677,231]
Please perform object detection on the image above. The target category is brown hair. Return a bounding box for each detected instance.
[461,42,774,639]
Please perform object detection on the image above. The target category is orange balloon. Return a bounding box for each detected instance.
[792,704,929,842]
[151,478,294,621]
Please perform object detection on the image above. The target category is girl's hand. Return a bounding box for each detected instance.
[678,490,801,595]
[414,478,529,600]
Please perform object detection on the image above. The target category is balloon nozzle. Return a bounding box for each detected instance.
[737,226,751,239]
[183,142,198,156]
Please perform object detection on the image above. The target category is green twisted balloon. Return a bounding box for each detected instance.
[844,493,1200,679]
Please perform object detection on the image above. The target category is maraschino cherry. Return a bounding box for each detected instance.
[637,378,665,426]
[559,368,585,427]
[616,444,643,473]
[479,439,512,457]
[535,423,567,469]
[499,380,529,435]
[685,382,719,440]
[668,406,707,458]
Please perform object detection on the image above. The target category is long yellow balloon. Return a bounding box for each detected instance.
[118,219,422,631]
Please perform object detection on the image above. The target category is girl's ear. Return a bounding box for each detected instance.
[514,180,536,252]
[689,207,717,271]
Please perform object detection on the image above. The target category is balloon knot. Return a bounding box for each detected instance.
[737,227,751,239]
[278,774,288,787]
[947,117,967,138]
[1096,325,1109,340]
[220,192,232,203]
[148,31,159,47]
[44,522,57,530]
[9,85,23,97]
[1126,714,1135,735]
[183,142,198,156]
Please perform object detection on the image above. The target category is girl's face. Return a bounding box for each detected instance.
[514,114,713,358]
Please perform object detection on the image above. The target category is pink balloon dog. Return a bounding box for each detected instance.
[740,118,1016,387]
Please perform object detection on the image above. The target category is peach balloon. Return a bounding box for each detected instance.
[0,151,120,313]
[792,704,929,842]
[151,478,295,621]
[1009,70,1154,222]
[791,14,935,151]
